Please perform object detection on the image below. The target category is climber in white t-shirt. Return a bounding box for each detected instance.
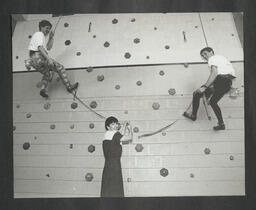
[25,20,78,98]
[183,47,236,130]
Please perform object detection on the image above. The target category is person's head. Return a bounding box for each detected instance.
[39,20,52,35]
[105,116,119,131]
[200,47,214,61]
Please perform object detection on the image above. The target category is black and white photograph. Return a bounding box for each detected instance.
[12,13,244,198]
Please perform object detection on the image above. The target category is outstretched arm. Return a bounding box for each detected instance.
[46,31,54,51]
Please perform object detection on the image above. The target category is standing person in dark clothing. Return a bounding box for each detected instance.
[183,47,236,130]
[101,116,132,197]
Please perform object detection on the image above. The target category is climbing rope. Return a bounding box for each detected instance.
[71,91,106,119]
[52,16,62,34]
[138,102,192,139]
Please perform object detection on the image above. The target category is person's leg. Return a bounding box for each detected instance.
[210,78,232,130]
[39,72,51,98]
[183,90,204,121]
[50,60,79,92]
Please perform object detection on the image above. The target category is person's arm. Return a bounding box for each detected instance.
[38,46,54,66]
[46,31,54,50]
[196,65,218,93]
[119,122,133,144]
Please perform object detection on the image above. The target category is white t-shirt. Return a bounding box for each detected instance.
[208,55,235,77]
[28,31,47,51]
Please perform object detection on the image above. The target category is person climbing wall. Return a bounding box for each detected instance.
[25,19,79,98]
[183,47,236,130]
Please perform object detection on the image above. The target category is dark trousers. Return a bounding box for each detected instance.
[192,75,232,124]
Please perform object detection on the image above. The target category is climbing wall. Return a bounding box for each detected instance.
[12,13,243,72]
[12,13,244,198]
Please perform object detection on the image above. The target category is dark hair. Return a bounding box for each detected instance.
[39,20,52,30]
[105,116,118,130]
[200,47,214,55]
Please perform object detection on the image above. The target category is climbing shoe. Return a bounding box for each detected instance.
[67,82,79,93]
[213,123,225,131]
[183,112,196,121]
[40,89,49,98]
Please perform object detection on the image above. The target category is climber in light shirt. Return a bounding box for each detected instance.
[183,47,236,130]
[25,20,78,98]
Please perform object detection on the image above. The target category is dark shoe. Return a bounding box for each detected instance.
[213,123,225,131]
[67,82,79,93]
[183,112,196,121]
[40,89,49,98]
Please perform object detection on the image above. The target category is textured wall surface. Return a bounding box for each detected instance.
[12,13,243,71]
[12,13,244,197]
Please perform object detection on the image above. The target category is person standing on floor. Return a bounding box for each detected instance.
[183,47,236,130]
[25,20,78,98]
[101,116,132,197]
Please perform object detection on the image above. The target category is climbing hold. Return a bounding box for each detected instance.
[127,178,132,182]
[112,18,118,24]
[133,38,140,44]
[204,148,211,155]
[50,124,56,130]
[159,70,165,76]
[124,110,128,114]
[13,126,16,131]
[88,144,95,153]
[70,124,75,129]
[162,132,166,136]
[85,173,94,182]
[16,56,19,59]
[146,56,150,59]
[190,173,195,178]
[97,75,104,82]
[231,33,234,36]
[194,25,198,28]
[184,63,189,68]
[71,102,78,109]
[87,66,93,72]
[229,88,239,99]
[104,41,110,47]
[115,85,120,90]
[229,155,234,160]
[46,174,50,177]
[154,27,157,30]
[124,52,131,59]
[69,144,73,149]
[135,144,144,152]
[89,123,95,129]
[133,127,139,133]
[152,102,160,110]
[34,136,37,140]
[16,104,20,108]
[64,22,69,27]
[43,102,51,110]
[136,81,142,86]
[90,101,97,109]
[26,113,32,118]
[28,35,32,39]
[160,168,169,177]
[23,142,30,150]
[165,45,170,50]
[168,88,176,95]
[131,18,136,22]
[93,35,96,38]
[211,18,215,21]
[65,40,71,46]
[76,52,81,56]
